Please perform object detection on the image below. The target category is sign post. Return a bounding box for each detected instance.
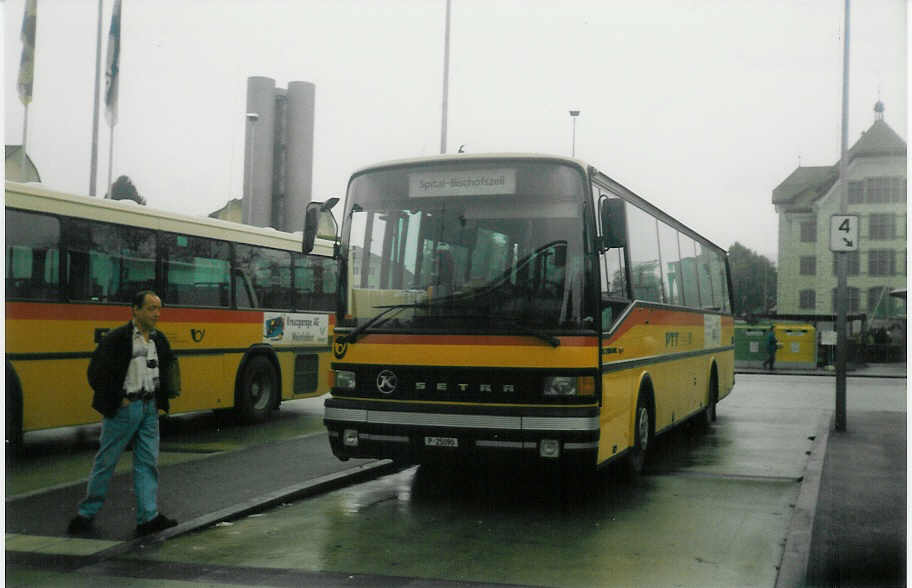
[830,214,858,431]
[832,0,851,432]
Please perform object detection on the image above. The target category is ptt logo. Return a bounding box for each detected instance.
[265,316,284,340]
[333,336,348,359]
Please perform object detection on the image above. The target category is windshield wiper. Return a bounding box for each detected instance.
[341,302,429,344]
[433,314,561,347]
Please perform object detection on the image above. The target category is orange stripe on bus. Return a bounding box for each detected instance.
[355,334,597,346]
[604,306,718,344]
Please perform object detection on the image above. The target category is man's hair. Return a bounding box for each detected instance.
[132,290,159,309]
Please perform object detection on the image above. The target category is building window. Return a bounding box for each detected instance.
[869,214,896,240]
[868,249,896,276]
[865,176,906,204]
[799,256,816,275]
[799,289,816,309]
[831,287,860,313]
[893,177,907,203]
[800,219,816,242]
[832,250,860,276]
[848,181,864,204]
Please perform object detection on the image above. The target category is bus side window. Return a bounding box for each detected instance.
[65,218,155,303]
[677,233,700,308]
[6,209,60,301]
[234,269,257,308]
[236,245,292,310]
[162,233,230,307]
[294,253,337,312]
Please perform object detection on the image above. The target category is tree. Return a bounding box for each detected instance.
[728,242,776,318]
[106,175,146,205]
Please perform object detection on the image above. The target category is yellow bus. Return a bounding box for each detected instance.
[303,154,734,473]
[5,181,337,447]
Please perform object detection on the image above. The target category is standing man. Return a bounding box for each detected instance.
[68,291,180,536]
[762,325,778,372]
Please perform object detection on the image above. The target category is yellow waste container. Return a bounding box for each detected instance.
[774,324,817,369]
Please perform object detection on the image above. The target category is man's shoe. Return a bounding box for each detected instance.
[67,515,94,535]
[136,513,178,536]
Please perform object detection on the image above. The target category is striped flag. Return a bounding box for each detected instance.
[105,0,122,126]
[17,0,37,106]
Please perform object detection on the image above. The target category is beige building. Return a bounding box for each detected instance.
[773,101,906,325]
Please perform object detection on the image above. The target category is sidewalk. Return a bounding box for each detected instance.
[773,361,907,587]
[6,432,398,565]
[803,411,907,587]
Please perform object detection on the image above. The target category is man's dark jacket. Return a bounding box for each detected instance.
[87,321,178,419]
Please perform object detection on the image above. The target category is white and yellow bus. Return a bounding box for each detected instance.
[6,181,337,447]
[303,154,734,472]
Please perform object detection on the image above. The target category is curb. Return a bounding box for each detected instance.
[775,411,834,588]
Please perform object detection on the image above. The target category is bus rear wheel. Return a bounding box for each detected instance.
[6,364,23,452]
[237,356,277,424]
[701,370,719,428]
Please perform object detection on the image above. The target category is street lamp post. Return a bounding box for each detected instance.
[243,112,260,225]
[569,110,580,157]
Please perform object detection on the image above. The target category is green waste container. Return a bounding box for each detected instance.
[735,324,771,369]
[735,323,817,370]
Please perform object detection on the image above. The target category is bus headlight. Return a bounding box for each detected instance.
[335,370,356,391]
[542,376,594,397]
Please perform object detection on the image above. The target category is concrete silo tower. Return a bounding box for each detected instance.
[242,76,316,233]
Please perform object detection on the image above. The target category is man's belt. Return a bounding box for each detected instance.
[125,390,154,401]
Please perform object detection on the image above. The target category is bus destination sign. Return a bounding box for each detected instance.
[409,169,517,198]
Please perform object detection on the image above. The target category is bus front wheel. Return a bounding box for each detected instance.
[237,356,277,424]
[625,393,652,477]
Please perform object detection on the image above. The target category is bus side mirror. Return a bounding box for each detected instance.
[599,196,627,250]
[302,198,340,254]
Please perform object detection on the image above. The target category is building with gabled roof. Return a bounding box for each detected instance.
[773,101,906,327]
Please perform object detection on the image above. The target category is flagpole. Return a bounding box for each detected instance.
[106,125,114,197]
[89,0,103,196]
[21,105,29,179]
[439,0,451,154]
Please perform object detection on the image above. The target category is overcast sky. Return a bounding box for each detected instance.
[4,0,907,260]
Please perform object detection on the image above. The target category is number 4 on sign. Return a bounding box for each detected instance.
[830,215,859,252]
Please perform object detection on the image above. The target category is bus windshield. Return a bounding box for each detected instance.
[342,160,594,332]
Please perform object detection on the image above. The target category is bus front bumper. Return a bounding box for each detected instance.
[323,398,600,465]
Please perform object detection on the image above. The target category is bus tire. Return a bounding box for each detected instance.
[6,363,23,452]
[625,390,653,477]
[237,355,278,424]
[701,367,719,427]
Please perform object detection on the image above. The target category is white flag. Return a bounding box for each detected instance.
[17,0,37,106]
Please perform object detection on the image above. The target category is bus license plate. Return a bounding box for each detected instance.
[425,436,458,448]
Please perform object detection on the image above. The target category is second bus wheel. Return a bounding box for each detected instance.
[237,355,278,424]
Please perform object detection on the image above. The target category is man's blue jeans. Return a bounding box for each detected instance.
[77,398,160,525]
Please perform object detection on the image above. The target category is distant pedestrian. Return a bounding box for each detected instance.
[762,325,778,371]
[67,290,180,537]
